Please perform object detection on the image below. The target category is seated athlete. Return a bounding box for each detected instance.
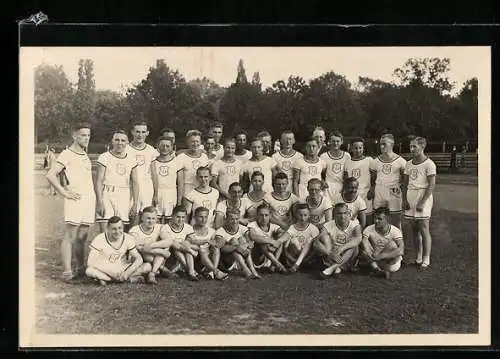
[360,206,405,279]
[247,204,288,274]
[277,203,320,272]
[128,206,177,284]
[216,208,261,280]
[314,203,362,279]
[264,172,300,230]
[86,216,151,285]
[184,207,228,281]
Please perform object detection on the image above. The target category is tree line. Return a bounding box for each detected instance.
[35,57,478,153]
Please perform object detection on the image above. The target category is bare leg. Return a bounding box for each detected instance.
[74,225,90,275]
[185,253,197,277]
[245,254,261,278]
[233,252,253,278]
[390,212,402,230]
[262,245,286,271]
[419,219,432,268]
[61,224,79,280]
[174,250,188,271]
[410,220,423,264]
[85,266,112,285]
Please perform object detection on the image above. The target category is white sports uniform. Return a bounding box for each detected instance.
[283,223,320,265]
[272,150,304,192]
[292,157,326,200]
[330,193,367,222]
[212,144,224,161]
[215,199,251,222]
[176,152,209,196]
[56,148,96,226]
[345,157,373,214]
[263,192,300,227]
[96,152,138,224]
[322,219,360,267]
[303,195,333,227]
[362,224,403,272]
[234,150,252,163]
[127,144,159,212]
[216,224,251,267]
[241,193,267,222]
[211,158,244,195]
[159,222,194,247]
[128,223,163,247]
[243,156,277,194]
[320,151,351,200]
[404,158,437,220]
[371,156,407,213]
[151,157,181,217]
[187,227,216,254]
[184,188,220,228]
[247,221,283,268]
[88,233,137,279]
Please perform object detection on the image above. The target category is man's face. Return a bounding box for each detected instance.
[334,206,350,226]
[161,131,176,144]
[281,133,295,149]
[351,141,364,158]
[196,169,211,186]
[205,138,216,152]
[73,128,91,148]
[224,142,236,157]
[410,140,424,157]
[274,178,288,194]
[108,221,124,240]
[261,136,272,151]
[380,137,394,154]
[132,125,148,144]
[211,126,223,143]
[188,135,201,151]
[307,182,322,198]
[374,213,388,230]
[251,175,264,190]
[226,212,240,227]
[305,140,318,156]
[157,139,174,155]
[194,211,209,227]
[313,130,325,146]
[344,181,359,197]
[142,211,157,229]
[257,208,270,226]
[171,211,186,227]
[112,133,129,153]
[296,208,310,223]
[329,135,342,150]
[228,185,243,200]
[236,134,247,150]
[251,140,264,157]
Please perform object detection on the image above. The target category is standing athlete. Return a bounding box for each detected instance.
[272,130,303,193]
[127,121,160,225]
[242,138,278,194]
[234,131,252,162]
[368,134,406,229]
[320,130,351,201]
[402,136,436,270]
[176,130,210,196]
[46,122,96,282]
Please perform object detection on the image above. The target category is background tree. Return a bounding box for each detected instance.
[73,59,96,128]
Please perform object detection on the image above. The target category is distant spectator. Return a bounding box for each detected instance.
[450,146,457,173]
[44,148,57,195]
[460,146,467,169]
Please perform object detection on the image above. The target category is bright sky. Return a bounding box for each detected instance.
[23,47,488,95]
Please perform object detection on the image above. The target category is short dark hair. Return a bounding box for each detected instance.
[350,137,364,145]
[131,121,148,130]
[274,172,289,182]
[196,166,211,176]
[111,129,128,138]
[142,206,157,215]
[373,206,390,217]
[156,135,174,147]
[172,205,187,216]
[211,122,223,130]
[305,137,319,146]
[228,182,242,191]
[329,130,343,140]
[333,202,348,213]
[107,216,123,226]
[343,176,358,187]
[256,203,271,214]
[72,122,92,132]
[295,203,309,212]
[225,207,240,217]
[257,131,272,139]
[224,137,236,146]
[160,127,175,136]
[307,178,323,188]
[251,171,264,181]
[194,206,210,217]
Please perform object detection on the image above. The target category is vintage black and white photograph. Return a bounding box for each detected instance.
[20,46,490,347]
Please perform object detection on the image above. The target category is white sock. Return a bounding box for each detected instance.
[322,265,336,276]
[416,253,423,263]
[422,256,430,265]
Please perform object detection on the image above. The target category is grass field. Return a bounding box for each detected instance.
[32,173,479,334]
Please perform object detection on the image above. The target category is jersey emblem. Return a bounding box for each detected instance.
[136,155,145,166]
[310,214,320,223]
[382,164,392,175]
[281,160,292,171]
[352,168,361,178]
[409,168,419,180]
[253,166,262,173]
[202,200,213,209]
[308,166,318,175]
[192,160,201,171]
[226,165,236,176]
[277,205,288,216]
[109,253,121,263]
[335,232,347,245]
[159,166,170,177]
[116,163,126,175]
[297,235,306,246]
[332,163,342,174]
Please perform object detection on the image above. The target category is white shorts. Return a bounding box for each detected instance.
[136,179,154,212]
[405,188,433,220]
[92,260,131,280]
[358,189,373,215]
[156,187,178,217]
[97,185,131,224]
[325,181,343,201]
[374,185,402,213]
[379,255,402,272]
[64,186,96,226]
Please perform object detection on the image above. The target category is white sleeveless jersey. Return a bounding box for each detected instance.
[272,150,304,189]
[211,158,244,194]
[264,192,300,224]
[303,195,333,226]
[320,151,351,184]
[127,143,159,180]
[215,224,249,245]
[404,158,437,190]
[285,223,320,250]
[344,157,373,194]
[323,219,360,249]
[151,157,181,189]
[176,152,210,189]
[362,224,403,253]
[330,193,367,220]
[89,233,136,266]
[97,151,138,188]
[55,148,94,193]
[159,222,194,245]
[128,224,163,246]
[370,156,407,187]
[293,157,325,186]
[215,199,250,220]
[184,188,220,226]
[243,156,277,193]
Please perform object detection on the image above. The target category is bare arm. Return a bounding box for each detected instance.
[377,237,405,260]
[151,162,159,206]
[295,239,314,267]
[122,248,144,280]
[402,173,409,205]
[45,162,78,199]
[214,212,224,230]
[313,230,332,255]
[130,167,139,214]
[94,164,106,216]
[337,225,362,254]
[357,211,366,229]
[324,208,333,223]
[248,228,277,245]
[182,197,193,224]
[367,170,377,200]
[292,168,300,197]
[419,175,436,205]
[176,169,185,205]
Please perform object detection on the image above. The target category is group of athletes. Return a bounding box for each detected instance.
[45,121,436,285]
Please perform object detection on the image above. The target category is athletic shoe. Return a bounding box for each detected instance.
[419,263,430,271]
[147,272,157,285]
[129,275,145,284]
[318,271,330,280]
